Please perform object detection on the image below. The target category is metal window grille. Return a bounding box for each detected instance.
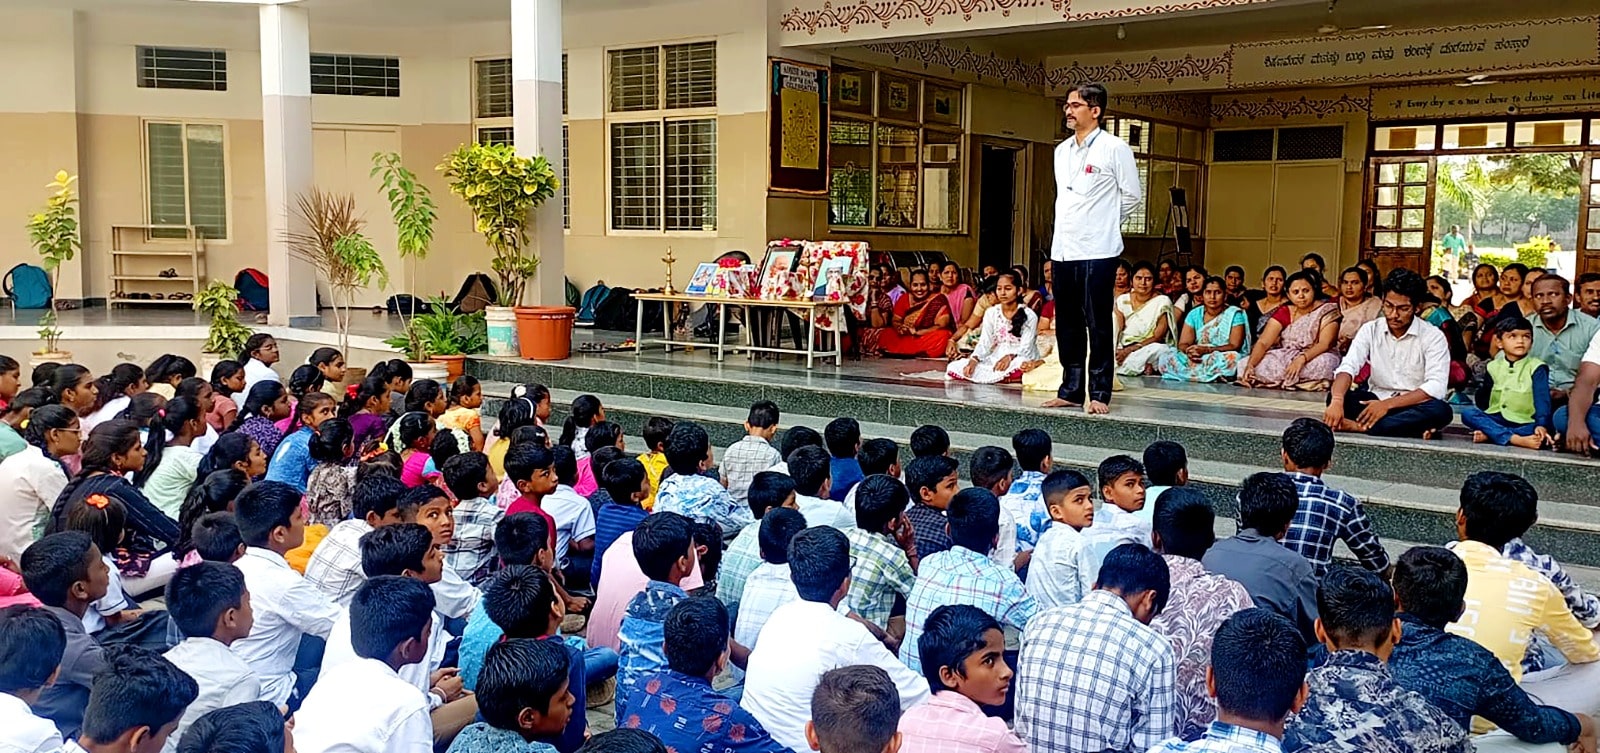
[1277,126,1345,160]
[828,119,873,226]
[608,48,659,112]
[610,122,662,230]
[138,47,227,91]
[146,122,227,240]
[475,58,512,119]
[664,42,716,110]
[1213,129,1275,162]
[477,127,514,146]
[665,119,716,230]
[562,124,570,229]
[310,54,400,97]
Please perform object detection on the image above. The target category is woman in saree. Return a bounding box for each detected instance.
[1240,270,1341,390]
[1247,265,1289,336]
[856,266,898,356]
[1157,276,1250,383]
[1113,262,1174,376]
[874,269,954,358]
[1335,266,1382,354]
[947,272,1039,384]
[938,264,977,327]
[1114,260,1133,298]
[1301,253,1340,298]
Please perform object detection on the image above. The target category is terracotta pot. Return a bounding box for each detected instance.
[514,306,576,360]
[430,354,466,382]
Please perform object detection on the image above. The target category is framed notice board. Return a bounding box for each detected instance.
[770,59,830,195]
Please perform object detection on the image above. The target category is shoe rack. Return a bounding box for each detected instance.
[108,224,207,306]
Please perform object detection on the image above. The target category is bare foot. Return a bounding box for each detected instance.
[1087,400,1110,415]
[1043,398,1082,409]
[1421,429,1442,440]
[1509,434,1545,450]
[1472,430,1488,444]
[1335,418,1365,433]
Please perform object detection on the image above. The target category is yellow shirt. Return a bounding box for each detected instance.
[488,437,510,478]
[638,451,668,511]
[1447,539,1600,681]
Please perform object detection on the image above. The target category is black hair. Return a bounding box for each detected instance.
[1383,267,1429,307]
[478,638,570,730]
[583,421,623,454]
[810,666,902,753]
[284,391,334,435]
[20,531,95,607]
[176,702,286,753]
[1284,269,1321,297]
[310,417,355,464]
[360,523,434,578]
[1065,80,1108,115]
[7,387,54,420]
[60,491,126,555]
[356,450,402,483]
[786,445,831,497]
[29,361,59,388]
[1504,262,1531,279]
[448,374,480,405]
[1153,487,1215,560]
[779,426,824,460]
[350,575,435,660]
[664,597,730,678]
[192,512,244,563]
[1340,265,1370,288]
[788,525,850,603]
[287,364,324,399]
[47,364,92,409]
[906,455,960,502]
[404,379,444,416]
[234,480,303,547]
[1459,470,1538,548]
[558,394,603,448]
[1300,252,1327,272]
[352,475,412,521]
[309,347,343,369]
[552,444,579,487]
[746,400,780,429]
[1281,417,1334,470]
[208,360,243,397]
[81,647,198,744]
[1142,440,1187,487]
[1393,546,1468,629]
[510,425,550,450]
[483,565,555,638]
[1097,454,1143,491]
[1492,314,1534,338]
[749,471,797,517]
[576,730,666,753]
[53,420,143,508]
[591,445,625,476]
[133,395,202,488]
[692,521,723,583]
[994,272,1030,337]
[663,421,711,475]
[1012,429,1051,474]
[857,438,900,477]
[824,417,861,458]
[396,484,448,520]
[499,397,542,439]
[0,605,67,693]
[1210,608,1307,723]
[394,411,435,452]
[1531,273,1570,295]
[227,381,286,433]
[917,604,1001,694]
[198,431,255,478]
[442,452,492,501]
[1239,472,1299,537]
[146,354,196,387]
[369,359,412,387]
[116,390,165,426]
[1096,542,1171,615]
[505,441,555,484]
[22,404,76,459]
[633,512,694,582]
[642,416,674,452]
[90,363,144,413]
[968,446,1014,491]
[494,513,550,567]
[238,334,276,365]
[948,488,1000,553]
[758,508,807,564]
[1263,264,1288,282]
[599,458,647,506]
[164,561,246,639]
[340,374,390,419]
[1224,264,1246,278]
[854,474,910,532]
[1317,566,1395,648]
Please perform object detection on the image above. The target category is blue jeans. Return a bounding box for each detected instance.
[584,646,619,683]
[1554,405,1600,449]
[1460,407,1539,446]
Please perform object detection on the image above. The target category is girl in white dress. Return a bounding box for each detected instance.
[947,271,1039,384]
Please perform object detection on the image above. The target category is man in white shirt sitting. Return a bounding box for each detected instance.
[1324,268,1454,439]
[294,576,436,753]
[0,605,69,753]
[742,527,929,753]
[160,562,260,753]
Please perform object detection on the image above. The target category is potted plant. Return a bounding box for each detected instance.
[371,152,438,364]
[286,189,388,357]
[438,143,562,358]
[384,296,487,382]
[25,171,81,366]
[193,281,253,373]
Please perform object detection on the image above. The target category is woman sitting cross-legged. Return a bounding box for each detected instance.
[946,271,1039,384]
[868,268,954,358]
[1239,270,1342,391]
[1112,262,1174,377]
[1156,275,1250,383]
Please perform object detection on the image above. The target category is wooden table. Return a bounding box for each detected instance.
[632,292,845,368]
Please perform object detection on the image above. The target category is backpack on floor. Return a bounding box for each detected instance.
[576,282,612,326]
[593,287,636,331]
[450,273,497,314]
[3,264,52,309]
[233,268,270,311]
[385,294,431,316]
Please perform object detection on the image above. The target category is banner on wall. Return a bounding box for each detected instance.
[1372,75,1600,119]
[770,60,830,195]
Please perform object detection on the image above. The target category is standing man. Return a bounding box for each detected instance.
[1043,82,1142,415]
[1441,225,1467,279]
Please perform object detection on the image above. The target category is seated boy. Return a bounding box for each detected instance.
[0,605,69,753]
[968,447,1018,569]
[174,702,290,753]
[717,472,797,614]
[844,439,901,510]
[903,455,960,559]
[654,422,753,534]
[734,508,810,649]
[591,459,649,587]
[303,475,415,606]
[1074,455,1150,593]
[190,512,245,564]
[788,446,851,530]
[294,576,437,753]
[724,401,783,506]
[449,639,574,753]
[1025,470,1095,610]
[1279,418,1389,578]
[20,531,109,738]
[1146,609,1309,753]
[806,666,904,753]
[76,648,198,753]
[616,513,698,719]
[910,426,951,459]
[1000,429,1053,553]
[1140,440,1187,525]
[504,444,562,554]
[825,418,864,502]
[1464,316,1553,449]
[898,605,1025,753]
[1202,473,1319,645]
[636,417,673,511]
[472,566,586,753]
[844,475,918,644]
[543,447,597,574]
[624,597,785,753]
[442,452,504,587]
[161,562,260,753]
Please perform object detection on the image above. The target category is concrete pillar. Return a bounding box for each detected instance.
[511,0,565,307]
[259,3,318,326]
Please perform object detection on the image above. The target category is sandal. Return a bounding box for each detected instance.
[159,267,178,278]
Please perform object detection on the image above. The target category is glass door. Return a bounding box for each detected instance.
[1582,153,1600,276]
[1365,157,1434,274]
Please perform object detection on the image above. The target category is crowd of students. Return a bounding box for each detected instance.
[2,339,1598,753]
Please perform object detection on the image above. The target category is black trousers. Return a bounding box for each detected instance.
[1052,258,1119,404]
[1336,388,1454,438]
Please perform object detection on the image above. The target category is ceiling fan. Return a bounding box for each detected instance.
[1456,74,1494,88]
[1316,0,1391,35]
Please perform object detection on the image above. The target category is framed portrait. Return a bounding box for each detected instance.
[758,247,800,298]
[811,256,854,297]
[831,66,872,116]
[684,262,718,295]
[878,74,918,119]
[924,83,962,126]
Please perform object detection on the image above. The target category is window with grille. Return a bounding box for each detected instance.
[1277,126,1344,160]
[145,121,227,240]
[1051,111,1205,236]
[606,43,718,232]
[827,68,967,232]
[1213,129,1275,162]
[311,54,400,97]
[138,47,227,91]
[477,127,514,146]
[475,58,512,119]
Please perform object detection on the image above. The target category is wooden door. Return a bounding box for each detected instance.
[1364,157,1434,275]
[1269,162,1343,269]
[1204,163,1274,274]
[312,126,402,307]
[1580,153,1600,276]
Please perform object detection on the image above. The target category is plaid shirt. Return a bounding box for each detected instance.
[1016,590,1177,753]
[445,497,504,586]
[1147,722,1284,753]
[734,562,801,649]
[900,546,1036,672]
[717,524,763,610]
[655,472,754,535]
[845,527,916,629]
[999,471,1051,552]
[722,435,782,505]
[303,519,373,607]
[1281,472,1389,577]
[906,502,952,559]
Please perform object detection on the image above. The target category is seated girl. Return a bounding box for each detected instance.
[866,269,954,358]
[1239,270,1341,391]
[1112,262,1174,377]
[946,271,1039,384]
[1155,275,1250,383]
[947,275,999,358]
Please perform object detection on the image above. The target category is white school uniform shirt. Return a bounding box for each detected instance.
[161,637,262,753]
[232,547,343,705]
[0,692,64,753]
[742,599,930,753]
[81,396,130,433]
[1075,505,1152,598]
[322,606,448,708]
[293,658,433,753]
[239,358,281,404]
[1334,315,1450,400]
[0,445,68,561]
[795,493,854,530]
[1027,521,1087,610]
[541,485,597,569]
[431,563,480,620]
[1050,127,1143,263]
[81,555,132,635]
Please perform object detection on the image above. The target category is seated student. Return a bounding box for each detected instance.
[999,430,1052,556]
[1146,608,1309,753]
[1202,473,1318,644]
[459,517,552,688]
[616,513,698,717]
[909,425,950,460]
[295,577,436,753]
[945,271,1040,385]
[1286,567,1470,753]
[898,605,1026,753]
[229,481,342,708]
[450,640,574,753]
[1324,268,1454,438]
[0,605,69,753]
[1074,455,1150,593]
[1389,546,1596,752]
[466,566,587,753]
[174,702,290,753]
[654,422,753,534]
[844,475,918,642]
[574,422,623,498]
[734,508,810,649]
[825,418,864,502]
[744,527,929,753]
[591,458,650,586]
[1464,316,1554,449]
[442,452,504,587]
[635,417,672,511]
[723,402,783,506]
[1140,440,1187,525]
[903,455,960,559]
[718,472,797,614]
[1559,326,1600,454]
[1279,418,1390,578]
[899,489,1035,673]
[20,531,109,738]
[504,443,561,553]
[190,512,245,564]
[304,475,416,606]
[542,447,597,573]
[1016,543,1175,753]
[1147,488,1254,740]
[806,666,905,753]
[842,438,900,511]
[587,522,705,655]
[161,562,260,753]
[75,648,199,753]
[788,446,851,530]
[576,730,664,753]
[967,447,1018,569]
[624,598,785,753]
[1025,470,1095,610]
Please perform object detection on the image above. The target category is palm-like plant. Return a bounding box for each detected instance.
[1436,157,1490,244]
[286,189,388,354]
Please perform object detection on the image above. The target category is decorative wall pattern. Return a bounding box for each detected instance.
[1116,92,1213,126]
[778,0,1277,41]
[779,0,1049,36]
[861,40,1047,88]
[1209,92,1372,121]
[1045,51,1232,88]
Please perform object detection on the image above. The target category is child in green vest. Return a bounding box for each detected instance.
[1462,315,1552,449]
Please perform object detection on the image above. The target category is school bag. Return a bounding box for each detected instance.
[576,282,612,326]
[233,268,270,311]
[3,264,52,309]
[450,273,497,314]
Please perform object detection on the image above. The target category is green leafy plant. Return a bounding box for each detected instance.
[438,143,560,307]
[286,189,389,355]
[193,281,254,357]
[25,171,81,354]
[383,296,487,358]
[371,152,438,360]
[1514,235,1556,269]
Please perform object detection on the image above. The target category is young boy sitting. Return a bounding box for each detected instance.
[898,605,1024,753]
[303,475,415,605]
[1279,418,1389,578]
[806,666,904,753]
[903,455,961,559]
[450,639,575,753]
[20,530,110,738]
[968,447,1018,569]
[161,562,259,753]
[190,512,245,564]
[1075,455,1150,592]
[76,648,198,753]
[845,475,918,644]
[475,566,586,753]
[789,446,850,530]
[616,513,698,719]
[592,458,650,587]
[1000,429,1052,554]
[442,452,504,587]
[543,447,597,575]
[505,443,562,554]
[724,401,783,506]
[719,472,798,614]
[294,576,438,753]
[825,418,864,502]
[173,702,290,753]
[910,426,950,459]
[1465,315,1554,449]
[460,513,552,688]
[655,422,753,535]
[637,416,673,511]
[844,439,901,510]
[1025,470,1095,610]
[0,605,70,753]
[734,508,810,649]
[1141,440,1188,524]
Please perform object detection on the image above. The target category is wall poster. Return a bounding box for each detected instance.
[771,59,830,195]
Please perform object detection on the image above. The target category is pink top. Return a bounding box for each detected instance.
[586,530,704,652]
[897,691,1027,753]
[574,456,597,498]
[945,284,975,323]
[400,451,433,487]
[206,395,238,433]
[0,568,40,609]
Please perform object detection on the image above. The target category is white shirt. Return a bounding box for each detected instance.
[1583,328,1600,366]
[232,547,342,705]
[0,692,63,753]
[0,445,68,561]
[323,607,447,705]
[1027,521,1087,610]
[161,638,261,753]
[81,396,129,434]
[431,563,480,620]
[240,358,281,404]
[742,599,930,753]
[82,555,131,635]
[795,494,854,530]
[193,424,219,458]
[542,485,597,568]
[734,562,800,649]
[293,658,433,753]
[1075,505,1151,598]
[1050,127,1143,262]
[1335,315,1450,400]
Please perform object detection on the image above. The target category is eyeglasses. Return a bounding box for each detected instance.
[1063,101,1090,111]
[1380,300,1414,315]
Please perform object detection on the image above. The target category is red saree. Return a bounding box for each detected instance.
[872,294,953,358]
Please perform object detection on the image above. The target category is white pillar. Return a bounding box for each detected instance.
[260,3,318,326]
[511,0,565,307]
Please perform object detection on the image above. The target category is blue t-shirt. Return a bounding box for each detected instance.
[829,456,863,502]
